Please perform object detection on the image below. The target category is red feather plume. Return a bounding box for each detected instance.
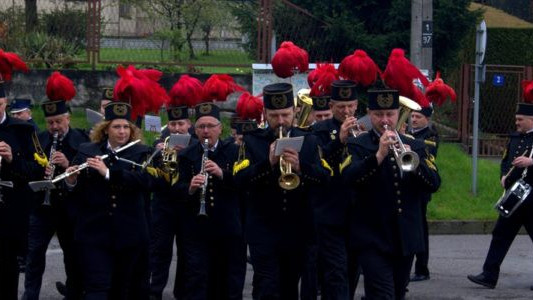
[114,65,159,120]
[0,49,29,81]
[134,67,169,114]
[338,50,380,87]
[522,80,533,103]
[202,74,245,102]
[271,41,309,78]
[46,72,76,101]
[425,72,457,106]
[168,75,203,108]
[236,92,263,122]
[309,63,339,97]
[382,48,430,107]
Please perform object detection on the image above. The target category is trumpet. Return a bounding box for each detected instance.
[161,136,179,174]
[278,126,300,190]
[383,124,419,172]
[197,139,209,217]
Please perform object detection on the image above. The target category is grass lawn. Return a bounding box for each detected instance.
[430,143,501,220]
[32,109,503,221]
[74,48,254,74]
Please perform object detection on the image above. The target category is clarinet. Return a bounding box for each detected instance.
[197,138,209,217]
[42,131,59,206]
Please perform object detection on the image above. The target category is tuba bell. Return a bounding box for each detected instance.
[398,96,422,131]
[295,89,313,128]
[278,126,301,190]
[161,136,179,174]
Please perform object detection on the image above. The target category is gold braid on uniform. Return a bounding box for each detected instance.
[233,142,250,175]
[32,131,48,167]
[339,145,352,174]
[318,145,333,176]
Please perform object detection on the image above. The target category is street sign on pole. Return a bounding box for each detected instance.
[472,20,487,196]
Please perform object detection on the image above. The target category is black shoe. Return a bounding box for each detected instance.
[467,273,496,289]
[411,274,430,282]
[56,281,67,296]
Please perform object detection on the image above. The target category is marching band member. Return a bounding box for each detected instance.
[408,106,440,282]
[311,80,361,299]
[174,102,246,299]
[342,89,440,299]
[234,83,329,299]
[23,72,89,300]
[468,99,533,290]
[9,97,38,131]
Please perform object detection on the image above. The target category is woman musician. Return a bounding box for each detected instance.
[64,101,154,299]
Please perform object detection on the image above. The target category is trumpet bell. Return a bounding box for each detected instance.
[279,173,301,190]
[397,151,420,172]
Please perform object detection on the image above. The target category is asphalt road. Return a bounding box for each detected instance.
[19,234,533,300]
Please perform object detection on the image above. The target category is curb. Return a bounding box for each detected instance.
[428,220,528,234]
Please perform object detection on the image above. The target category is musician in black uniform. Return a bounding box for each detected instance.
[9,97,38,131]
[311,80,362,299]
[65,101,153,299]
[174,102,246,299]
[0,82,43,299]
[468,102,533,289]
[149,105,193,300]
[99,88,113,115]
[23,99,89,300]
[408,106,439,282]
[342,89,440,299]
[310,95,333,124]
[234,83,330,299]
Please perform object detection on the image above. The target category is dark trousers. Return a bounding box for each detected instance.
[23,208,82,300]
[79,243,148,300]
[299,243,318,300]
[482,201,533,282]
[316,224,350,300]
[149,200,183,299]
[413,199,430,276]
[249,242,305,300]
[359,249,413,300]
[0,236,19,300]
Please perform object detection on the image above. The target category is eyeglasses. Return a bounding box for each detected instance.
[196,123,220,130]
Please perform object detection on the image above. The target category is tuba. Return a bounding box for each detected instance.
[398,96,422,131]
[278,126,301,190]
[295,89,313,128]
[161,136,179,174]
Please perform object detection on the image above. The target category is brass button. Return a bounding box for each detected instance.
[210,196,214,200]
[58,192,62,197]
[210,203,214,207]
[392,165,397,169]
[109,162,113,166]
[209,189,213,192]
[209,175,213,179]
[112,203,117,208]
[398,208,402,213]
[394,182,398,186]
[108,212,113,216]
[283,199,287,203]
[283,207,287,211]
[390,157,395,161]
[397,200,401,204]
[111,195,116,199]
[396,191,401,195]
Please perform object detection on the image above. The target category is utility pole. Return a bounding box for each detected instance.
[410,0,433,77]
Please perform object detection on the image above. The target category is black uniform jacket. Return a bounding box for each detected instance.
[311,118,352,226]
[342,130,441,256]
[69,140,153,248]
[234,127,330,245]
[174,138,241,238]
[0,116,43,239]
[411,125,439,158]
[502,131,533,189]
[37,128,89,208]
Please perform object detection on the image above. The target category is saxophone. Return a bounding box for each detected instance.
[42,131,59,206]
[197,139,209,217]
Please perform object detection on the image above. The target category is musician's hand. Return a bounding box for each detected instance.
[340,116,358,144]
[189,174,206,194]
[51,151,69,169]
[64,165,79,185]
[44,165,54,177]
[0,141,13,163]
[155,142,164,150]
[282,148,300,173]
[398,123,407,135]
[376,130,396,164]
[205,160,223,179]
[512,156,533,168]
[269,141,280,167]
[403,144,412,152]
[87,156,108,177]
[501,176,507,188]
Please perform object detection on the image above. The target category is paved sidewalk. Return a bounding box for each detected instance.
[21,234,533,299]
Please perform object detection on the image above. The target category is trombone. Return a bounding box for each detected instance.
[383,124,419,172]
[278,126,300,190]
